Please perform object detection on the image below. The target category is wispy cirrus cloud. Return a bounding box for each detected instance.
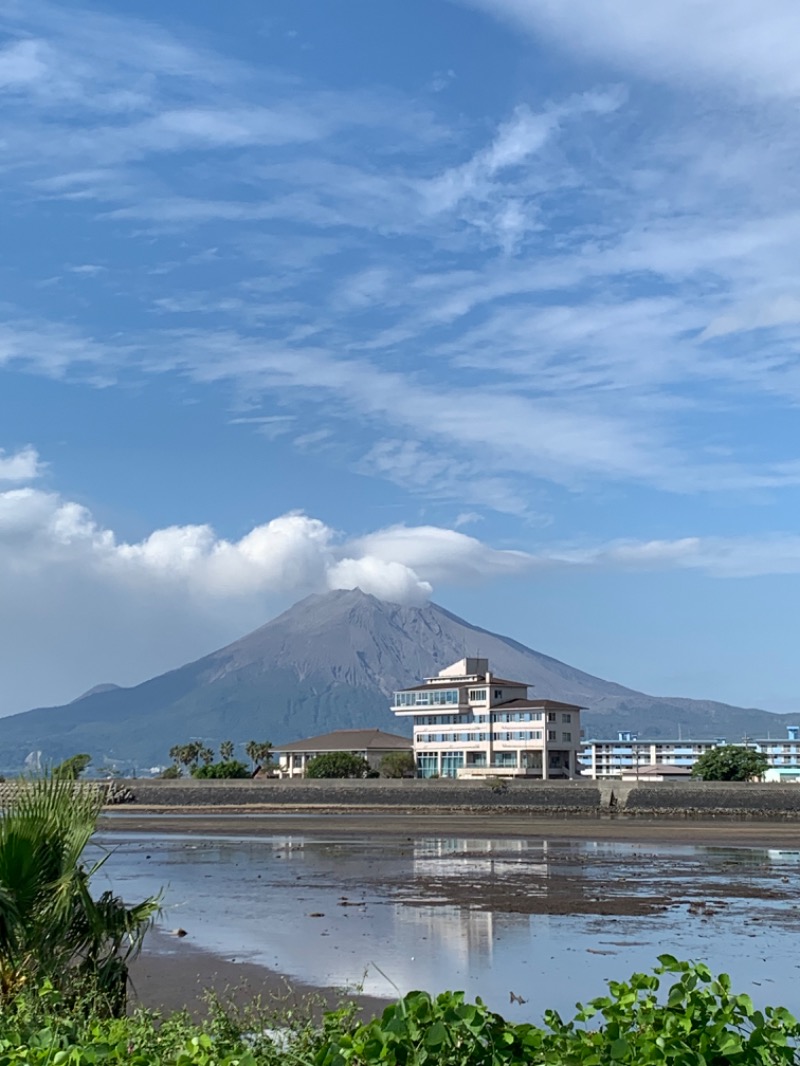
[4,0,800,521]
[456,0,800,101]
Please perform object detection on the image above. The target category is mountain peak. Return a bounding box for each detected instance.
[0,589,793,771]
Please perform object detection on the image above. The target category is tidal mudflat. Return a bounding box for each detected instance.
[94,817,800,1021]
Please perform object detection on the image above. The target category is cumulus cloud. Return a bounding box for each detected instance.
[0,446,43,483]
[0,480,533,714]
[4,465,800,715]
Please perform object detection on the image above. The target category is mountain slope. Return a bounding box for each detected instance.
[0,589,792,770]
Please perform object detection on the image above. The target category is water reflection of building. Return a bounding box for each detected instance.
[402,837,599,922]
[393,904,499,969]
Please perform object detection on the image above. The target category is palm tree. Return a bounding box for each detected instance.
[219,740,234,762]
[168,741,204,772]
[0,775,159,1013]
[245,740,273,771]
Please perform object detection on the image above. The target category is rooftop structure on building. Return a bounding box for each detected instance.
[392,657,583,779]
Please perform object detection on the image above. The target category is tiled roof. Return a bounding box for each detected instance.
[623,764,692,776]
[276,729,412,753]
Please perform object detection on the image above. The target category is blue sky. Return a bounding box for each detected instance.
[2,0,800,716]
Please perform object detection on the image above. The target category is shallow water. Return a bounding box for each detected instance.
[92,829,800,1022]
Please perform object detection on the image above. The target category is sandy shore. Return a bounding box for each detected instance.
[102,809,800,848]
[129,929,391,1019]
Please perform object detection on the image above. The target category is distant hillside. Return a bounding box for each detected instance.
[71,683,122,703]
[0,589,793,771]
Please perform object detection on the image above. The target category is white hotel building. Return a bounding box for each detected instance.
[391,657,583,779]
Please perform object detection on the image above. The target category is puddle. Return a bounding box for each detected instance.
[91,831,800,1022]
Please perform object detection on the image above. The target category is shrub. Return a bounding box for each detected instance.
[379,752,416,778]
[190,760,250,779]
[0,960,798,1066]
[306,753,372,779]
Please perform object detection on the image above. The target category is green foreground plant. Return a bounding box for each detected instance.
[0,957,797,1066]
[0,774,159,1012]
[315,957,800,1066]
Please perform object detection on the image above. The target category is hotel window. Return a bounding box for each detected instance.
[547,712,557,722]
[532,712,543,721]
[417,753,438,778]
[548,730,557,741]
[562,732,572,742]
[468,688,487,701]
[440,752,464,778]
[494,689,503,699]
[562,713,572,723]
[530,730,542,740]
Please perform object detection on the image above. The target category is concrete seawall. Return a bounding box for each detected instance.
[106,777,800,820]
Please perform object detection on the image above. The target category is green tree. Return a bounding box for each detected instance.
[219,740,234,762]
[306,752,372,779]
[159,764,181,779]
[245,740,273,771]
[52,753,92,780]
[0,775,159,1012]
[379,751,416,778]
[190,760,250,779]
[691,745,768,781]
[198,745,214,766]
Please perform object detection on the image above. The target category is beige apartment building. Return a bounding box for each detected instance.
[391,657,583,779]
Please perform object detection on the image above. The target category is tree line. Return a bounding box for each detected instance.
[165,739,273,779]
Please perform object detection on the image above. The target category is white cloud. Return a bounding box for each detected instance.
[538,535,800,579]
[345,525,533,585]
[4,0,800,516]
[0,446,43,482]
[4,461,800,714]
[0,39,48,89]
[0,478,533,713]
[459,0,800,101]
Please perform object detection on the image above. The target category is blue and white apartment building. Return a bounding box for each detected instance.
[582,726,800,780]
[392,657,583,779]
